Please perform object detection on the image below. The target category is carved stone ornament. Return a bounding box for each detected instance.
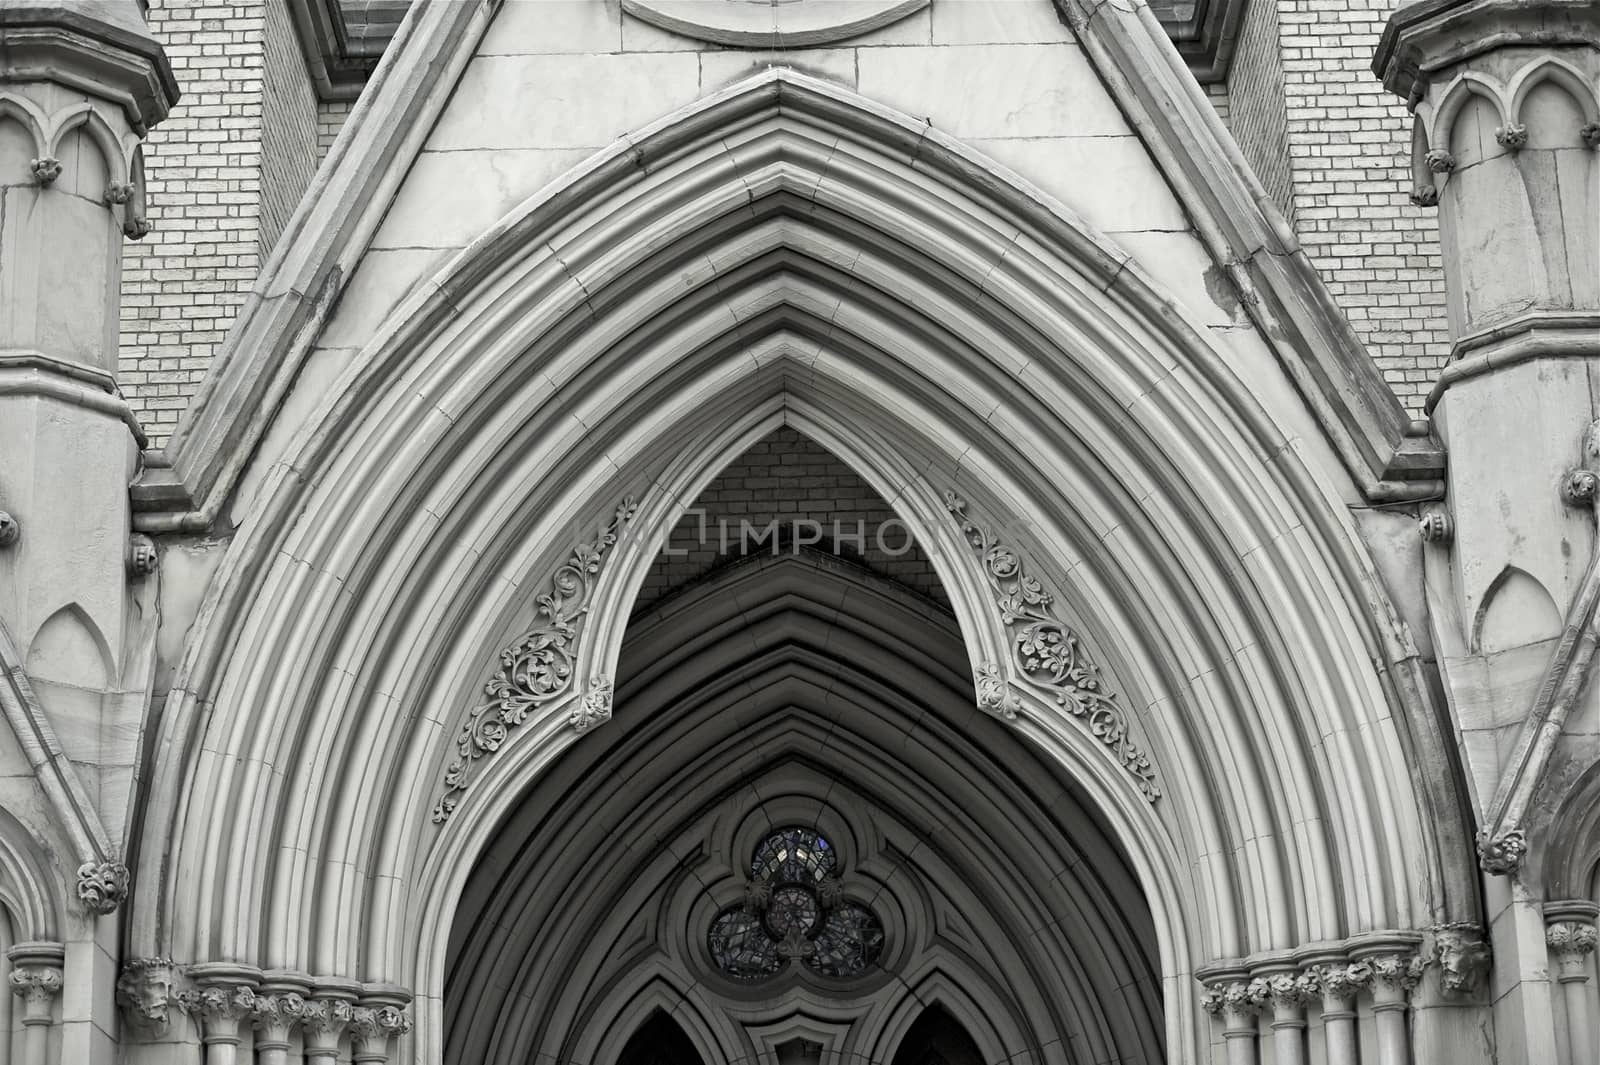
[78,859,130,914]
[432,497,637,824]
[177,983,257,1024]
[116,958,175,1030]
[1477,827,1528,875]
[1563,468,1600,507]
[569,677,613,734]
[1319,961,1372,1004]
[974,662,1019,720]
[127,534,158,578]
[300,997,355,1039]
[1432,924,1491,995]
[1424,148,1456,173]
[8,966,63,1007]
[946,492,1161,802]
[1495,124,1528,150]
[1419,509,1453,544]
[1201,979,1266,1019]
[1267,971,1319,1009]
[104,181,134,206]
[1410,184,1439,207]
[28,157,61,185]
[350,1003,412,1049]
[1546,921,1599,961]
[124,215,152,240]
[1370,953,1426,992]
[1583,122,1600,150]
[0,511,18,548]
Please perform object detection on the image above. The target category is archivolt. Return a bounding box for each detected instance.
[132,70,1471,1060]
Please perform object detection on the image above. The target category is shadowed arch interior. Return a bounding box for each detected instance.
[444,433,1161,1065]
[618,1012,707,1065]
[891,1005,985,1065]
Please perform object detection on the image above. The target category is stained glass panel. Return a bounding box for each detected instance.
[750,826,836,883]
[764,885,821,938]
[708,908,782,979]
[805,902,884,978]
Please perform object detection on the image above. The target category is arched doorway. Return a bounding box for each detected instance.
[444,430,1162,1065]
[891,1006,985,1065]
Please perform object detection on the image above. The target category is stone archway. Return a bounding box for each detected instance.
[130,70,1472,1065]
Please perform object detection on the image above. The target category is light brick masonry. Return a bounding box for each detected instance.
[117,0,1451,446]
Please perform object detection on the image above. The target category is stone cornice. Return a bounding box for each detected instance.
[0,3,179,131]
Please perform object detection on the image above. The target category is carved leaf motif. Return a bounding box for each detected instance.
[946,492,1161,802]
[432,498,636,823]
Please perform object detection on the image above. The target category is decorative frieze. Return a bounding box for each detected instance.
[432,497,637,823]
[945,492,1160,801]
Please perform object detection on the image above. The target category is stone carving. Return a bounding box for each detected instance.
[78,859,130,914]
[1477,827,1528,875]
[1410,184,1439,207]
[253,992,306,1044]
[569,677,613,734]
[432,497,637,823]
[1419,509,1454,544]
[1562,468,1600,507]
[177,983,256,1024]
[29,157,61,185]
[1433,924,1491,994]
[104,182,134,205]
[1267,970,1320,1008]
[301,997,355,1039]
[1495,124,1528,150]
[350,1003,412,1052]
[946,492,1161,802]
[127,534,158,578]
[116,959,175,1030]
[124,215,152,240]
[0,511,17,548]
[1319,961,1372,1003]
[973,662,1019,720]
[1546,921,1599,961]
[1201,979,1266,1019]
[1583,122,1600,150]
[1424,148,1456,173]
[8,966,63,1006]
[1370,953,1426,991]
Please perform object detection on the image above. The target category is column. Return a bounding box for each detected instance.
[349,985,413,1065]
[179,965,260,1065]
[1316,962,1366,1065]
[1366,952,1425,1065]
[1546,902,1599,1065]
[1264,968,1317,1065]
[6,943,62,1065]
[300,978,361,1065]
[252,971,310,1065]
[1202,979,1265,1065]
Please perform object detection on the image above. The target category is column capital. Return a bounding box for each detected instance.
[252,971,313,1052]
[178,963,261,1047]
[1545,903,1599,979]
[6,942,63,1025]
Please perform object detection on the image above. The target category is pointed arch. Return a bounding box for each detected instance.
[131,69,1475,1062]
[616,1009,709,1065]
[890,1004,986,1065]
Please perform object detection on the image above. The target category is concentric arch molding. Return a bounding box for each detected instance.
[431,497,637,824]
[946,492,1161,802]
[621,0,929,48]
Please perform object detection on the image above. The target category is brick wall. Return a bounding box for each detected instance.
[635,427,951,614]
[317,99,353,160]
[1226,0,1296,219]
[1278,0,1450,411]
[119,0,267,444]
[259,0,320,254]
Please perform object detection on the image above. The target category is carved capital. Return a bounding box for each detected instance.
[1546,922,1598,964]
[116,958,174,1031]
[177,984,257,1043]
[1424,148,1456,173]
[350,1003,411,1062]
[252,992,306,1046]
[1266,970,1319,1010]
[1477,828,1528,875]
[1410,184,1439,207]
[0,511,18,548]
[1432,925,1491,995]
[1495,123,1528,150]
[1201,979,1266,1021]
[301,996,355,1048]
[1370,953,1426,995]
[1583,122,1600,150]
[569,677,613,734]
[77,859,130,914]
[1319,961,1372,1006]
[8,966,63,1017]
[29,157,61,185]
[127,534,158,578]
